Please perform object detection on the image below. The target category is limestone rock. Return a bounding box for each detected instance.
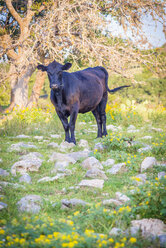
[59,141,75,151]
[133,173,147,185]
[131,218,166,238]
[138,145,152,153]
[158,171,166,180]
[61,198,88,208]
[68,150,90,162]
[78,179,104,189]
[38,174,64,183]
[109,228,123,236]
[0,168,9,177]
[107,125,120,132]
[49,152,76,164]
[0,181,25,189]
[78,139,89,148]
[115,192,130,203]
[85,168,108,180]
[141,157,157,172]
[50,134,61,138]
[0,202,8,210]
[54,161,69,171]
[34,136,43,140]
[16,134,30,139]
[48,142,59,148]
[102,159,115,167]
[19,152,43,160]
[9,142,37,152]
[17,195,42,213]
[94,142,105,151]
[19,173,32,184]
[81,157,103,170]
[106,163,125,175]
[11,157,43,176]
[102,199,122,206]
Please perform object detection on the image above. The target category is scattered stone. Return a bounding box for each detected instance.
[17,195,42,214]
[68,150,90,162]
[102,199,122,206]
[106,163,125,175]
[59,141,75,151]
[34,136,43,140]
[138,145,152,153]
[133,173,147,185]
[85,168,108,180]
[11,157,43,176]
[102,159,115,167]
[19,152,43,160]
[158,235,166,248]
[49,152,76,164]
[156,162,166,167]
[141,157,157,172]
[16,134,30,139]
[57,168,72,175]
[0,181,25,189]
[81,157,103,170]
[127,125,136,130]
[129,226,140,236]
[94,142,105,151]
[37,174,65,183]
[9,142,37,152]
[61,198,88,208]
[0,202,8,210]
[78,179,104,189]
[0,168,9,177]
[78,139,89,148]
[115,192,130,203]
[79,122,86,125]
[0,159,2,163]
[48,142,59,148]
[54,161,69,171]
[19,173,32,184]
[131,218,166,238]
[50,134,61,138]
[158,172,166,180]
[140,136,152,140]
[109,228,123,236]
[107,125,121,132]
[151,127,163,132]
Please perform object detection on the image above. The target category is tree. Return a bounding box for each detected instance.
[0,0,165,111]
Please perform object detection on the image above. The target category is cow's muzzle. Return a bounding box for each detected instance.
[51,84,59,90]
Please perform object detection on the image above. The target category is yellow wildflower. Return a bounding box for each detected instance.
[129,237,137,243]
[0,229,5,235]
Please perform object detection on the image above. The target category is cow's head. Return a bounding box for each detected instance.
[37,60,72,90]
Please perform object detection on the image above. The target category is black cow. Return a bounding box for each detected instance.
[37,60,129,144]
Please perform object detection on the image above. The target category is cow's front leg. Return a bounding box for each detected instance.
[69,103,79,144]
[56,110,70,143]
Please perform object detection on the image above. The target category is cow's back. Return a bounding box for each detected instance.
[62,67,107,113]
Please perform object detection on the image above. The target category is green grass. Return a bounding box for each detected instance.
[0,103,166,247]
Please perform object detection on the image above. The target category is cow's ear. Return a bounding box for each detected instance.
[62,63,72,71]
[37,64,47,71]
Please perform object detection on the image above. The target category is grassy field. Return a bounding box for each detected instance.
[0,98,166,247]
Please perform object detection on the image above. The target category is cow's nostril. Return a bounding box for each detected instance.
[52,84,58,89]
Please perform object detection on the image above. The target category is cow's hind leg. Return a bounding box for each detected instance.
[99,93,108,136]
[92,107,102,138]
[57,111,70,142]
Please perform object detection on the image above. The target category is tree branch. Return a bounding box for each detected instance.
[5,0,23,28]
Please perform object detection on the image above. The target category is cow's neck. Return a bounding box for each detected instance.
[55,89,63,108]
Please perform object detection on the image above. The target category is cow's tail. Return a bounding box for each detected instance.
[99,67,130,93]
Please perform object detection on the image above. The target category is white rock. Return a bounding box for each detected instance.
[81,157,103,170]
[107,125,119,132]
[17,195,42,213]
[0,168,9,177]
[19,152,43,160]
[54,161,69,171]
[102,199,122,206]
[0,159,2,163]
[47,142,59,148]
[141,157,157,172]
[78,179,104,189]
[94,142,104,151]
[158,172,166,180]
[115,192,130,203]
[0,181,25,189]
[34,136,43,140]
[127,125,136,130]
[85,168,108,180]
[78,139,89,148]
[106,163,125,174]
[109,228,123,236]
[60,141,75,151]
[49,152,76,164]
[61,198,88,207]
[131,218,166,237]
[133,173,147,185]
[11,158,42,176]
[0,202,8,210]
[68,150,90,161]
[140,136,152,140]
[151,127,163,132]
[50,134,61,138]
[16,134,30,139]
[9,142,37,152]
[102,159,115,167]
[37,174,64,183]
[138,145,152,153]
[19,173,32,184]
